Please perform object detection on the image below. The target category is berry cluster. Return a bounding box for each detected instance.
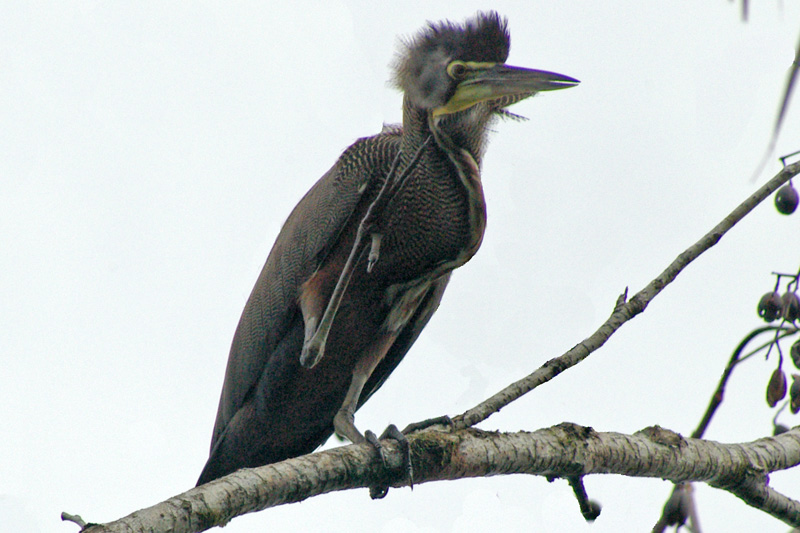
[756,274,800,416]
[757,290,799,322]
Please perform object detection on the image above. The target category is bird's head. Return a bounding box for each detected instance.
[393,12,579,119]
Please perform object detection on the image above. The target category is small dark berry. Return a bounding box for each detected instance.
[767,368,787,407]
[791,340,800,370]
[791,375,800,414]
[775,183,799,215]
[758,292,783,322]
[782,292,800,322]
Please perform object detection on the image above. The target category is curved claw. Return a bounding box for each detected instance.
[366,424,413,500]
[381,424,412,486]
[367,233,383,273]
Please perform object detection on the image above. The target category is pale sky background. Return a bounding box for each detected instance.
[3,1,800,532]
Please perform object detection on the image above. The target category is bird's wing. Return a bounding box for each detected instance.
[357,273,451,410]
[209,133,401,450]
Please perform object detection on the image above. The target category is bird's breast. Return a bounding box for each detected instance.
[371,162,484,284]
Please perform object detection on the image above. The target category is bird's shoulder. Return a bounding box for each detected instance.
[276,128,402,262]
[331,126,403,186]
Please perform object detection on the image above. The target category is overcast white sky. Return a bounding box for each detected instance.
[3,1,800,532]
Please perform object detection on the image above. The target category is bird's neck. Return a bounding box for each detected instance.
[399,98,434,162]
[399,96,486,168]
[398,96,488,270]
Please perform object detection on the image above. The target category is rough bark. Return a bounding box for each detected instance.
[75,424,800,533]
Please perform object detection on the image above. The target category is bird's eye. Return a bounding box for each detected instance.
[447,61,468,80]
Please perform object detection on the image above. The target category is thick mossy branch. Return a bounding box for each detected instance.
[77,425,800,533]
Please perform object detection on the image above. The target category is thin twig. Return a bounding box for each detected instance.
[567,475,601,521]
[692,326,777,439]
[61,512,88,528]
[653,323,796,529]
[454,161,800,430]
[749,31,800,182]
[739,327,798,363]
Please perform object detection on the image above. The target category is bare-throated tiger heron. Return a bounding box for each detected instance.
[197,11,578,486]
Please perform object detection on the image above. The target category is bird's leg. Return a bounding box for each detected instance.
[298,151,403,369]
[300,239,369,368]
[332,375,368,444]
[332,334,397,443]
[298,282,326,356]
[300,138,430,367]
[331,334,414,499]
[342,337,425,499]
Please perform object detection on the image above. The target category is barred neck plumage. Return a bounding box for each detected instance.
[399,95,493,169]
[395,94,489,275]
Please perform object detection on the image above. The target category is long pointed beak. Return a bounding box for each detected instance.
[473,64,580,92]
[436,64,579,116]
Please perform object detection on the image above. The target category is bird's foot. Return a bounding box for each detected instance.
[362,417,452,499]
[365,424,412,500]
[299,333,326,369]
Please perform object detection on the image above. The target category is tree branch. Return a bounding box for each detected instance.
[454,161,800,431]
[728,476,800,527]
[73,425,800,533]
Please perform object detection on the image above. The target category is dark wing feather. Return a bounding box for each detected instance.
[209,133,401,450]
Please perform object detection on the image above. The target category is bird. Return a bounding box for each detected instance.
[197,11,578,486]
